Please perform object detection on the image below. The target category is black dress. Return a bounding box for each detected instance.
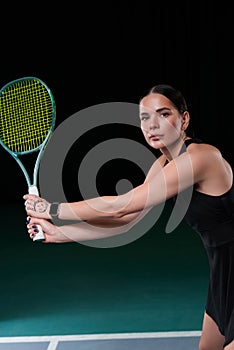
[180,138,234,347]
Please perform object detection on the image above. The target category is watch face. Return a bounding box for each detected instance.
[50,203,59,216]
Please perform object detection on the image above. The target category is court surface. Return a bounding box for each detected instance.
[0,204,209,349]
[0,332,201,349]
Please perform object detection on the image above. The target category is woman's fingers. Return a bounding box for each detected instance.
[23,194,39,200]
[26,217,44,239]
[25,216,70,244]
[23,195,51,219]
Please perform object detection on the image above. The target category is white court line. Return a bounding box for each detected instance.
[0,330,202,344]
[46,340,59,350]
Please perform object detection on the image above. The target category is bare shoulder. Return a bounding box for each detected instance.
[184,141,232,194]
[184,141,232,180]
[186,142,223,161]
[187,141,220,152]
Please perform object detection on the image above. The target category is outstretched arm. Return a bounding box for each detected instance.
[26,203,152,243]
[23,155,166,222]
[24,150,204,223]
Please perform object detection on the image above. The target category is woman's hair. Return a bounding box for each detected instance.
[148,84,188,113]
[143,84,194,137]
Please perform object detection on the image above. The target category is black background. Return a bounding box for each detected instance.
[0,2,226,335]
[1,1,233,203]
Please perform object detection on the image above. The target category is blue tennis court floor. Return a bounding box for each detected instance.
[0,331,201,349]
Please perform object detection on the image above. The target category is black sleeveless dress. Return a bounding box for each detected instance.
[180,138,234,347]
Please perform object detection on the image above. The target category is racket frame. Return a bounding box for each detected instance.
[0,76,56,241]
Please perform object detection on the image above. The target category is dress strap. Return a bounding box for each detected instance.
[184,137,204,147]
[179,137,204,156]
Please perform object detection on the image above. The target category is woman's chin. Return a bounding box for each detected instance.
[148,139,165,149]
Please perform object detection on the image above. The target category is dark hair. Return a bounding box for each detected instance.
[144,84,194,137]
[149,84,188,113]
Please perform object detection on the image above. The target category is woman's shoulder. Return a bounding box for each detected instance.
[186,138,221,157]
[184,139,233,193]
[181,139,226,174]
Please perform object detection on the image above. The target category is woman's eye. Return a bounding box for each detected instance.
[160,112,169,118]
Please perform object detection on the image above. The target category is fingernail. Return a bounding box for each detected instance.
[34,229,39,233]
[31,233,35,237]
[32,225,37,228]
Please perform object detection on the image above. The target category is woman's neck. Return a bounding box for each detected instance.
[160,136,191,162]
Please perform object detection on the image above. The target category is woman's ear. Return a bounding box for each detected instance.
[181,111,190,131]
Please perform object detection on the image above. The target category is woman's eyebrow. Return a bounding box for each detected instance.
[140,107,171,116]
[155,107,171,113]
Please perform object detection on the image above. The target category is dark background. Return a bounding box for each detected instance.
[0,1,233,338]
[1,1,233,202]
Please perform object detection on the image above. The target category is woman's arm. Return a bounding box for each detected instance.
[26,207,150,243]
[23,155,166,222]
[24,149,206,222]
[27,217,115,243]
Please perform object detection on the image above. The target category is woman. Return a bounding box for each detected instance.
[24,84,234,349]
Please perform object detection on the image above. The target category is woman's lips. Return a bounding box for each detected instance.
[149,134,163,140]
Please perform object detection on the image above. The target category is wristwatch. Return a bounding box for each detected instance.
[49,202,60,218]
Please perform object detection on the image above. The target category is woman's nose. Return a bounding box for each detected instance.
[150,115,160,129]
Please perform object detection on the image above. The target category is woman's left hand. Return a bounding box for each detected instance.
[26,216,71,243]
[23,194,51,219]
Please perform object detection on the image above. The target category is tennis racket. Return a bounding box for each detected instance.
[0,77,56,241]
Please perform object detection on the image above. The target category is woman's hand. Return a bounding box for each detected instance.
[23,194,51,219]
[26,217,71,243]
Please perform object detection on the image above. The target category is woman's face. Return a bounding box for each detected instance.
[140,93,185,150]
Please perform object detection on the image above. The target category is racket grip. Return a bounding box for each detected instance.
[28,185,45,242]
[28,185,40,196]
[32,224,45,242]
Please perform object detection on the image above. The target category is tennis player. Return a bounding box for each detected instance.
[24,84,234,350]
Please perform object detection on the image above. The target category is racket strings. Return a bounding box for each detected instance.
[0,79,53,153]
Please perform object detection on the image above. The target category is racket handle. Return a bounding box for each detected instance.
[32,225,45,242]
[28,185,40,196]
[28,185,45,242]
